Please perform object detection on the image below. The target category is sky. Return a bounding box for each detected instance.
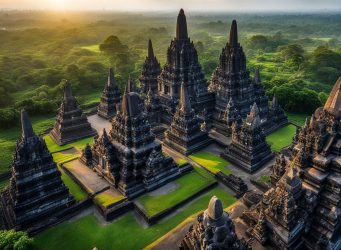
[0,0,340,11]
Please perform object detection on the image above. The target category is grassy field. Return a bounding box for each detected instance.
[44,135,94,153]
[94,192,125,208]
[189,151,231,175]
[34,186,236,250]
[266,124,297,152]
[286,112,310,126]
[138,170,215,216]
[259,175,271,184]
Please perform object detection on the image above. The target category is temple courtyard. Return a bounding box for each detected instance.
[29,113,297,249]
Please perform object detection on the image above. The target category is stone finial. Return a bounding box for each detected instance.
[324,76,341,118]
[63,80,73,99]
[176,8,188,40]
[148,39,154,59]
[272,93,279,109]
[107,68,116,87]
[126,76,136,93]
[255,68,261,84]
[207,196,224,220]
[21,109,35,139]
[229,20,238,46]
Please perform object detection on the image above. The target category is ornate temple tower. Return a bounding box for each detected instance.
[82,80,180,198]
[139,39,161,94]
[97,68,121,119]
[180,196,250,249]
[209,20,287,135]
[157,9,214,124]
[163,83,212,155]
[246,77,341,249]
[222,103,273,173]
[50,81,97,145]
[0,110,74,230]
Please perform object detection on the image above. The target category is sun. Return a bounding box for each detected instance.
[47,0,69,10]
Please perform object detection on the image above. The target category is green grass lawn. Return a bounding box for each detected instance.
[44,134,94,153]
[34,186,236,250]
[286,112,310,126]
[94,192,125,208]
[259,175,270,184]
[266,124,296,152]
[0,115,55,174]
[81,44,101,53]
[189,151,231,175]
[175,157,187,166]
[138,170,215,217]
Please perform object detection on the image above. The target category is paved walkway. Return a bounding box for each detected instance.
[87,114,111,136]
[63,159,110,195]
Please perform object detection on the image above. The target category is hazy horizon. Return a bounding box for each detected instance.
[0,0,340,12]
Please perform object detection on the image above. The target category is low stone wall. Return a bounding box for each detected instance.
[134,182,217,225]
[215,172,248,198]
[250,178,270,193]
[96,200,134,221]
[28,198,93,236]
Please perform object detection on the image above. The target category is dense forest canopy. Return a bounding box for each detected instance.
[0,10,341,127]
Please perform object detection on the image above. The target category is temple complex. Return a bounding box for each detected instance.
[50,81,97,145]
[97,68,121,119]
[245,77,341,249]
[139,39,161,94]
[209,20,287,136]
[222,103,273,173]
[81,80,180,198]
[157,9,214,124]
[0,110,74,230]
[163,83,212,155]
[180,196,250,250]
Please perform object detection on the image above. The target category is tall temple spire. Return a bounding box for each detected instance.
[324,77,341,117]
[64,81,73,100]
[229,20,238,46]
[176,9,188,40]
[255,68,261,84]
[179,82,191,113]
[126,76,135,93]
[21,109,35,139]
[107,68,116,87]
[148,39,154,58]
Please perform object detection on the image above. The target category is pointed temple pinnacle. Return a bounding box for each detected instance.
[148,39,154,58]
[176,8,188,40]
[207,196,224,220]
[21,109,35,139]
[64,81,73,99]
[180,82,191,113]
[324,77,341,117]
[229,19,238,46]
[255,68,261,83]
[107,68,116,87]
[126,76,135,93]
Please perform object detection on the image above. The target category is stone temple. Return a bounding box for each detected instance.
[157,9,214,124]
[139,39,161,94]
[180,196,250,249]
[245,77,341,249]
[81,80,180,198]
[97,68,121,119]
[163,82,212,155]
[222,103,273,173]
[0,110,74,230]
[209,20,287,136]
[50,81,97,145]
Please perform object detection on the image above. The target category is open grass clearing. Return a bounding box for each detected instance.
[266,124,296,152]
[189,151,231,175]
[34,186,236,250]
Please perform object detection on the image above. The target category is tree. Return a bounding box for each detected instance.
[277,44,305,69]
[0,230,33,250]
[99,35,128,54]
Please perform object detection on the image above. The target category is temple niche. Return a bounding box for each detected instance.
[209,20,287,136]
[163,83,212,155]
[139,39,161,94]
[0,110,74,230]
[157,9,214,124]
[97,68,121,119]
[222,103,273,173]
[50,81,97,145]
[81,79,180,198]
[180,196,250,250]
[245,77,341,249]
